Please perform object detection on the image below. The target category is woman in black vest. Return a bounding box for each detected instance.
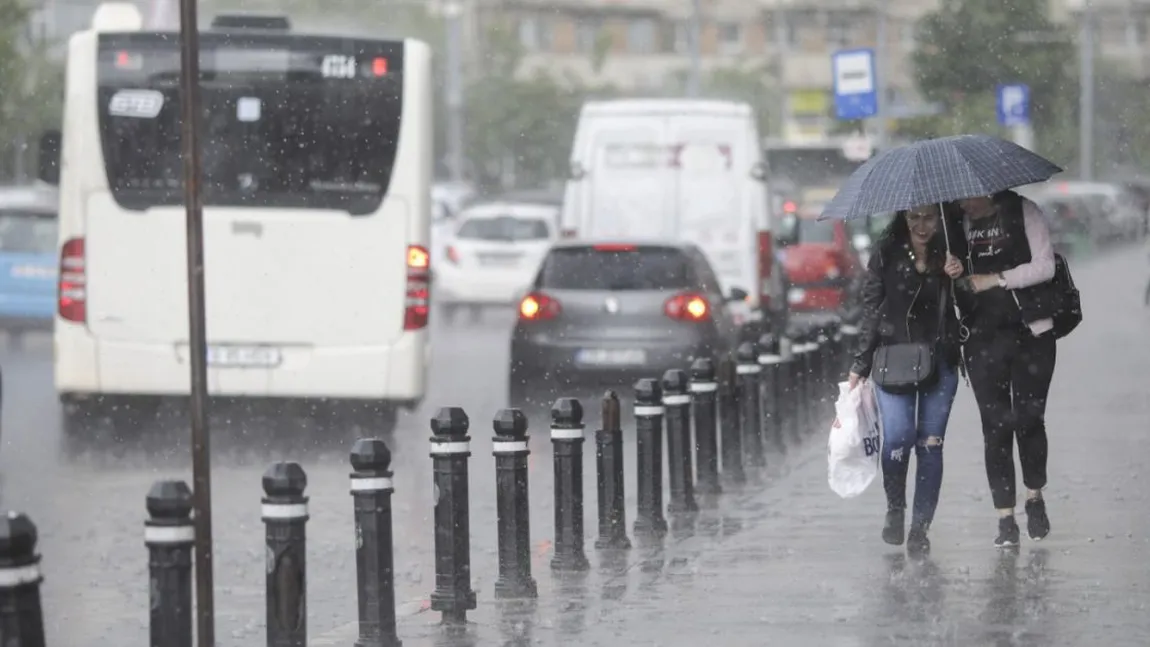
[953,190,1059,548]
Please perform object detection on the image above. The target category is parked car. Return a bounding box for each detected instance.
[508,239,745,407]
[0,185,58,347]
[436,201,559,322]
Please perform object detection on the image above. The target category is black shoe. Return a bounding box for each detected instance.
[1026,499,1051,541]
[882,508,905,545]
[995,516,1021,548]
[906,524,930,556]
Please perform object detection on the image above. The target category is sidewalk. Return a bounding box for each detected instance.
[314,246,1150,647]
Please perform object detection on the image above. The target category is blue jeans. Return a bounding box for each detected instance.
[873,361,959,528]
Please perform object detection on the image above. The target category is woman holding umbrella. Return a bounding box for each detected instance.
[821,134,1065,552]
[952,190,1059,548]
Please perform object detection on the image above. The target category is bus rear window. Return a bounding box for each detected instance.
[538,246,691,291]
[96,33,405,213]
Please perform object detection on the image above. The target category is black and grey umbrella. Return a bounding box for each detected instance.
[817,134,1063,222]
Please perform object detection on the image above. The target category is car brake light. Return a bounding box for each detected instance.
[592,244,636,252]
[664,292,710,322]
[519,291,560,321]
[405,245,430,330]
[446,245,460,265]
[58,237,86,323]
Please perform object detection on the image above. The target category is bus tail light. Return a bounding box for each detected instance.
[59,237,87,323]
[664,292,710,322]
[404,245,430,330]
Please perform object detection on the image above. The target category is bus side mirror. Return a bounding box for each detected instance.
[37,130,61,185]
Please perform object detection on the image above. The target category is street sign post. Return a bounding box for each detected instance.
[177,0,216,642]
[832,48,878,121]
[997,83,1034,151]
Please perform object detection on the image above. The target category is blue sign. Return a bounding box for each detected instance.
[996,84,1030,127]
[832,48,878,120]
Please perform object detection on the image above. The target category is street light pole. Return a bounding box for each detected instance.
[444,0,464,183]
[687,0,702,97]
[1079,0,1095,180]
[176,0,216,642]
[873,0,888,151]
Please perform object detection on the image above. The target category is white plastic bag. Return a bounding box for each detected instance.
[827,380,882,499]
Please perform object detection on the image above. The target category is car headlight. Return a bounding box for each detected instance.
[788,288,806,304]
[826,266,841,280]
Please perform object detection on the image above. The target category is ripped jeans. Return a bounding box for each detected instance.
[873,360,960,528]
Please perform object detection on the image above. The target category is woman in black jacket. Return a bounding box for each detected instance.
[848,204,964,555]
[951,190,1059,549]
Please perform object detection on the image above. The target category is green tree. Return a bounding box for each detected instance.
[0,0,65,181]
[910,0,1074,160]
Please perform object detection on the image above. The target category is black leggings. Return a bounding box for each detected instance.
[964,326,1057,510]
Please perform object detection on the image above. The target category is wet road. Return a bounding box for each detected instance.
[3,244,1150,646]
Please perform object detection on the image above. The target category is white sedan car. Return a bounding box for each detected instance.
[435,202,557,322]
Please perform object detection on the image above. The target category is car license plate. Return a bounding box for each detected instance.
[480,253,520,267]
[205,345,282,368]
[575,349,646,366]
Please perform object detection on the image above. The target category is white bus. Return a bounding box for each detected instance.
[37,4,433,434]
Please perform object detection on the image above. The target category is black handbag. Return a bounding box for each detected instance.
[871,282,947,395]
[1049,253,1082,340]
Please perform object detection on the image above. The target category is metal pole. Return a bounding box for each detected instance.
[774,5,789,138]
[1079,0,1094,180]
[445,1,464,183]
[686,0,702,97]
[177,0,215,641]
[873,0,888,151]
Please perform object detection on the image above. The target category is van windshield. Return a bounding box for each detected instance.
[96,33,404,214]
[538,246,691,291]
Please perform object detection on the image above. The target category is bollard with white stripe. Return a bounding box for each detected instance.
[791,325,813,436]
[492,409,537,598]
[758,333,785,453]
[262,461,310,647]
[632,378,668,539]
[146,480,194,647]
[689,358,721,500]
[350,438,402,647]
[0,512,45,647]
[594,391,630,550]
[839,321,860,379]
[429,407,477,623]
[778,335,802,444]
[662,369,698,514]
[717,354,746,485]
[736,341,766,468]
[550,398,590,572]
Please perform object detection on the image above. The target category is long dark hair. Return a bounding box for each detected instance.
[875,208,950,271]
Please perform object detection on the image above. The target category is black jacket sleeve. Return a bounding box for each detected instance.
[850,252,886,378]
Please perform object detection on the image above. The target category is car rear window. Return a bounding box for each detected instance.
[456,216,550,241]
[538,246,692,291]
[0,211,57,254]
[781,215,835,244]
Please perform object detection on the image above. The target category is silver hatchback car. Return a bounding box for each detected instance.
[508,239,747,406]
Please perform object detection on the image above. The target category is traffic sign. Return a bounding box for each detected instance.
[996,84,1030,127]
[832,48,878,120]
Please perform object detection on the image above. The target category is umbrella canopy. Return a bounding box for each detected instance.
[818,134,1063,221]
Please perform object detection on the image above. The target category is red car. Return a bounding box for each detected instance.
[778,208,862,313]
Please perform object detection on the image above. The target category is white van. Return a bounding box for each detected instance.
[559,99,786,337]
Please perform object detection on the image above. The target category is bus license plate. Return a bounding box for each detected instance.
[206,345,282,368]
[575,349,646,366]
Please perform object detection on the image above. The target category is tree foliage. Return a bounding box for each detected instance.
[0,0,64,181]
[909,0,1075,161]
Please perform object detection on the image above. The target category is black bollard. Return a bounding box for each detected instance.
[146,480,194,647]
[492,409,538,598]
[736,341,766,468]
[689,358,722,497]
[632,378,669,538]
[595,391,631,550]
[429,407,477,623]
[757,333,785,453]
[350,438,403,647]
[717,354,746,485]
[778,335,803,444]
[792,326,813,435]
[839,321,859,378]
[0,512,45,647]
[662,369,698,513]
[551,398,590,572]
[263,462,309,647]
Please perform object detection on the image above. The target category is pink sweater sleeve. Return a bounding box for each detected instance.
[1001,199,1056,289]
